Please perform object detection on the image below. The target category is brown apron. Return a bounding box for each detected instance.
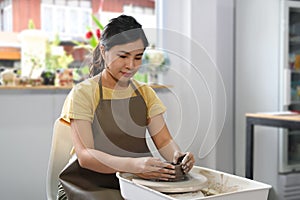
[59,74,151,200]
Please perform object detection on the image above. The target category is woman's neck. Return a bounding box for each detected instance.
[101,69,130,89]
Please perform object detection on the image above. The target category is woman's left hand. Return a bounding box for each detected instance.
[173,151,195,174]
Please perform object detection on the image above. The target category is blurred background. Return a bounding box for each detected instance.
[2,1,300,200]
[0,0,156,86]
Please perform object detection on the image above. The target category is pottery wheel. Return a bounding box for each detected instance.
[132,172,207,193]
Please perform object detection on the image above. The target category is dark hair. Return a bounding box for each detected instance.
[89,15,149,77]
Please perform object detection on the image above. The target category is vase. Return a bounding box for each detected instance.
[148,71,159,84]
[19,29,48,79]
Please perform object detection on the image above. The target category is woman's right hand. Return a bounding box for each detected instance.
[129,157,176,181]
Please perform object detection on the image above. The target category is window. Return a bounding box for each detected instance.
[0,0,12,31]
[41,0,92,40]
[123,5,155,15]
[122,2,157,44]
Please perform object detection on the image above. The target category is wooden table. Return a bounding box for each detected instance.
[245,112,300,179]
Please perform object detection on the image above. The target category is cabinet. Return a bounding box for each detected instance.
[284,1,300,106]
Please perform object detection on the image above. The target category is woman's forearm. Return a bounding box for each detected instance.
[77,148,172,177]
[77,148,131,173]
[157,139,181,162]
[148,115,181,162]
[70,119,132,173]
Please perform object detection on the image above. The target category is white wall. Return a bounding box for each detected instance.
[235,0,281,199]
[157,0,234,173]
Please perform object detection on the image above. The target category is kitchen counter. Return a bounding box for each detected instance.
[0,85,73,90]
[0,84,172,90]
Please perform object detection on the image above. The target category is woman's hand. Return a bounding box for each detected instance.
[173,151,195,174]
[130,157,176,181]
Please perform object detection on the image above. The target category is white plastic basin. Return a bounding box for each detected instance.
[117,166,271,200]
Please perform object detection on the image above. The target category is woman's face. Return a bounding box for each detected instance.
[102,39,145,82]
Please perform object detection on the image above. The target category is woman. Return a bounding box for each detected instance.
[58,15,195,200]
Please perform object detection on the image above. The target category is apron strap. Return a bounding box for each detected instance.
[129,80,142,97]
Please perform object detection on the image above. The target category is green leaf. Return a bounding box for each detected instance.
[86,26,92,31]
[81,66,90,75]
[91,14,104,30]
[90,35,98,48]
[52,34,61,46]
[28,19,35,29]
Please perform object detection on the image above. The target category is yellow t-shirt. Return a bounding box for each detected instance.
[60,76,166,124]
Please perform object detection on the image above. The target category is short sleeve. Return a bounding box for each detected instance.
[135,81,167,119]
[60,79,99,124]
